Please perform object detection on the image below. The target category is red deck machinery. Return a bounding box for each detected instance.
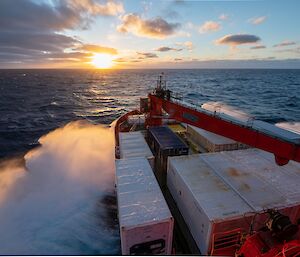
[146,74,300,166]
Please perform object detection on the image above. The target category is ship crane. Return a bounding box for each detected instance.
[146,75,300,166]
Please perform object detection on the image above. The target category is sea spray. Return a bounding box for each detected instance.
[275,122,300,134]
[0,121,120,255]
[201,101,252,121]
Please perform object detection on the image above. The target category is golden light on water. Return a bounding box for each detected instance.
[91,53,114,69]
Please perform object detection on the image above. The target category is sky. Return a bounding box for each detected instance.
[1,0,300,69]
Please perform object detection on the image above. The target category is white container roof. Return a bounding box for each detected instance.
[188,125,237,145]
[116,157,172,228]
[119,132,153,159]
[169,149,300,220]
[218,149,300,207]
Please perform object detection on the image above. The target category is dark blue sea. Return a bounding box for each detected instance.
[1,69,299,159]
[0,69,299,254]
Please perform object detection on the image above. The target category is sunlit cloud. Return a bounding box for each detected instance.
[176,41,194,51]
[68,0,124,16]
[248,16,267,25]
[76,44,118,55]
[155,46,182,52]
[273,40,297,48]
[117,13,180,39]
[216,34,261,47]
[219,13,229,21]
[199,21,221,33]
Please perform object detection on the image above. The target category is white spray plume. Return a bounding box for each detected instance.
[276,122,300,135]
[0,121,120,255]
[201,101,252,121]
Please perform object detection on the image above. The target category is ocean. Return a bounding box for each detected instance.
[0,69,299,254]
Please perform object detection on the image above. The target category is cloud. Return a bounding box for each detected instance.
[275,47,300,54]
[248,16,267,25]
[68,0,124,16]
[76,44,118,55]
[216,34,261,46]
[0,0,124,32]
[273,40,297,48]
[117,13,180,39]
[137,52,158,59]
[176,41,194,51]
[114,57,142,63]
[114,52,159,64]
[250,45,266,50]
[219,14,229,21]
[0,0,123,67]
[199,21,221,33]
[0,32,79,52]
[155,46,182,52]
[174,58,183,61]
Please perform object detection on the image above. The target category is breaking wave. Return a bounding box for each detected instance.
[0,121,120,255]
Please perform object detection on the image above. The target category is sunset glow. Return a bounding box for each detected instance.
[91,54,114,69]
[0,0,299,69]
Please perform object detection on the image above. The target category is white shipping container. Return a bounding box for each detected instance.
[167,154,253,254]
[167,150,300,254]
[186,125,239,152]
[119,131,154,168]
[116,157,174,255]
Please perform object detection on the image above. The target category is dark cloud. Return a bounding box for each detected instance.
[155,46,182,52]
[273,41,296,48]
[0,0,123,66]
[137,52,158,59]
[114,52,158,64]
[0,0,78,32]
[114,57,142,63]
[216,34,261,46]
[0,0,123,33]
[117,13,180,39]
[174,58,183,61]
[250,45,266,50]
[0,32,79,52]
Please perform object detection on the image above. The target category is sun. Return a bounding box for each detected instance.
[91,53,114,69]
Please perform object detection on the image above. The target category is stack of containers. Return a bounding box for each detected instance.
[116,157,174,255]
[167,149,300,255]
[186,125,248,152]
[119,131,154,168]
